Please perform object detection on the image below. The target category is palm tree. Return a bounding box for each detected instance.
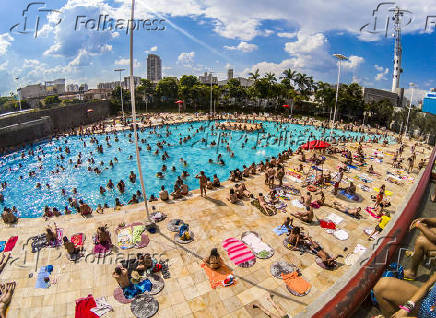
[248,69,260,81]
[281,69,297,88]
[264,72,277,83]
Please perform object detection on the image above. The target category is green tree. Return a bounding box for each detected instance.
[155,77,179,100]
[315,81,336,116]
[43,95,60,106]
[366,99,394,127]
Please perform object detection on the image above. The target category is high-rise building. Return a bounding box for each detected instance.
[199,72,218,85]
[66,84,79,92]
[147,54,162,83]
[123,76,142,89]
[227,69,234,80]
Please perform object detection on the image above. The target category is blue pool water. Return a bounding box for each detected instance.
[0,120,381,218]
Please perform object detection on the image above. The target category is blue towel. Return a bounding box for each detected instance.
[347,164,358,169]
[312,166,322,171]
[35,266,53,288]
[0,241,6,253]
[178,224,188,237]
[339,190,359,201]
[273,225,290,236]
[123,279,152,299]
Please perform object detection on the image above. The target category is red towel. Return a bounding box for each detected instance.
[75,294,98,318]
[4,236,18,252]
[319,220,336,230]
[71,233,83,248]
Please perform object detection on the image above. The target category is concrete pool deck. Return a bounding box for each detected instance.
[0,115,433,318]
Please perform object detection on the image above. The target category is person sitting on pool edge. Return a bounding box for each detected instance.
[203,248,224,270]
[79,200,92,217]
[159,186,169,201]
[1,208,17,224]
[212,174,220,187]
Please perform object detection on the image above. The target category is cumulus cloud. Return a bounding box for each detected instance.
[341,55,365,71]
[374,64,389,81]
[0,33,13,55]
[224,41,258,53]
[177,52,195,67]
[115,58,141,68]
[277,32,297,38]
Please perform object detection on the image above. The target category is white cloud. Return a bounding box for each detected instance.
[404,86,427,105]
[341,55,365,71]
[0,33,13,55]
[224,41,258,53]
[284,32,326,54]
[374,64,389,81]
[177,52,195,67]
[115,58,141,68]
[243,32,335,80]
[277,32,297,39]
[150,46,158,52]
[0,61,8,71]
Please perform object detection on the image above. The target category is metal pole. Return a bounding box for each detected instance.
[404,85,414,137]
[120,71,124,121]
[330,59,341,140]
[129,0,150,220]
[210,73,213,115]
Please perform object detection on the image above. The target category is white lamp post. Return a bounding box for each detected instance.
[404,82,415,138]
[330,53,348,140]
[114,68,126,121]
[129,0,150,219]
[209,71,214,115]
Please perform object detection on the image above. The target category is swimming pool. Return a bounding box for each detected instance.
[0,120,382,218]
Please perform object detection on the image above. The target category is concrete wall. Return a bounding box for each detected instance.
[0,101,111,148]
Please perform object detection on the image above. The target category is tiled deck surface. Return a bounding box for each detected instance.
[0,116,432,318]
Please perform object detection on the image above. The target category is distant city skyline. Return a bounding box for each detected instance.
[0,0,435,103]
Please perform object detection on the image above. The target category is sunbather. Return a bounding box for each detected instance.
[45,224,57,245]
[63,237,82,258]
[203,248,224,270]
[112,266,130,288]
[281,217,293,231]
[308,237,342,269]
[0,254,10,274]
[286,226,304,250]
[96,225,111,246]
[257,193,276,215]
[290,205,314,223]
[332,201,361,218]
[0,282,16,318]
[252,294,290,318]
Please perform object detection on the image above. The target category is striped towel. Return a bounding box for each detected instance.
[222,238,255,266]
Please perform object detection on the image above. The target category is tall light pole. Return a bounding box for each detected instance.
[404,82,415,138]
[330,53,348,140]
[114,68,125,121]
[129,0,150,220]
[209,71,214,115]
[15,77,22,111]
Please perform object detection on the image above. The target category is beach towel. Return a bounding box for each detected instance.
[201,263,235,289]
[347,164,358,169]
[0,241,6,253]
[333,229,349,241]
[311,201,320,209]
[35,265,53,288]
[241,232,274,258]
[270,261,298,279]
[71,233,84,248]
[150,212,166,222]
[222,238,255,266]
[4,236,18,252]
[373,187,393,196]
[365,207,381,219]
[132,225,145,244]
[31,234,48,253]
[291,199,304,209]
[130,294,159,318]
[50,228,63,248]
[123,279,153,299]
[117,228,134,250]
[273,225,290,236]
[282,272,311,296]
[75,294,99,318]
[339,190,359,201]
[319,220,336,230]
[89,296,113,317]
[113,287,132,304]
[325,213,344,225]
[251,199,275,216]
[93,235,112,256]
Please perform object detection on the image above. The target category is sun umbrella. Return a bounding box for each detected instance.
[175,100,184,104]
[282,104,290,108]
[87,109,94,113]
[300,140,330,150]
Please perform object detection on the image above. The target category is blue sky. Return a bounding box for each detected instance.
[0,0,435,102]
